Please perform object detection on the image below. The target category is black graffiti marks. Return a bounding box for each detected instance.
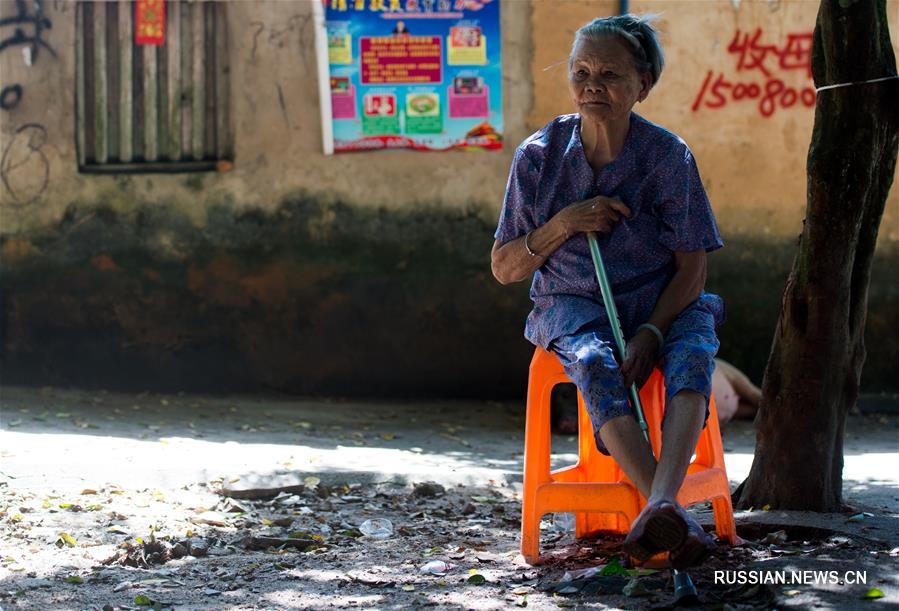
[276,83,291,129]
[1,84,23,110]
[0,0,56,60]
[249,22,264,62]
[1,0,56,111]
[1,123,49,207]
[248,14,312,70]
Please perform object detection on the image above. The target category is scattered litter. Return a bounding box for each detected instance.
[622,578,649,597]
[359,518,394,539]
[762,530,789,545]
[847,512,874,522]
[420,560,454,575]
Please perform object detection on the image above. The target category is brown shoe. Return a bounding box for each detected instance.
[669,510,716,569]
[623,502,688,562]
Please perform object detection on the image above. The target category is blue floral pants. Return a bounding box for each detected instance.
[549,300,720,455]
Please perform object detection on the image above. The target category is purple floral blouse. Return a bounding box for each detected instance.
[494,112,725,349]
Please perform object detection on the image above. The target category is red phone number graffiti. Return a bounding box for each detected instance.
[692,28,816,117]
[692,71,816,117]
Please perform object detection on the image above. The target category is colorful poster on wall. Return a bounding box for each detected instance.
[322,0,502,153]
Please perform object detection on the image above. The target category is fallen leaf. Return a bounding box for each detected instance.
[191,512,228,527]
[468,574,487,585]
[56,532,77,547]
[65,575,84,584]
[598,557,630,576]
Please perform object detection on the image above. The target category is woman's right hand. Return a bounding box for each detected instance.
[556,196,632,238]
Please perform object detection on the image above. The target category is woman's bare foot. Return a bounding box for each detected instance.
[622,501,687,561]
[668,505,716,569]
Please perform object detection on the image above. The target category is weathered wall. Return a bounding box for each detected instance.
[1,0,897,396]
[0,0,536,396]
[0,0,533,226]
[530,0,899,237]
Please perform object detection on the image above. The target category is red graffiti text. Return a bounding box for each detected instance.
[692,28,816,117]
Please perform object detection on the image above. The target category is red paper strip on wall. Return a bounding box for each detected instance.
[136,0,166,46]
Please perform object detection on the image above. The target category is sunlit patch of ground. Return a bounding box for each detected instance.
[1,386,897,609]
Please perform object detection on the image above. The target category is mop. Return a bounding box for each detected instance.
[586,232,699,605]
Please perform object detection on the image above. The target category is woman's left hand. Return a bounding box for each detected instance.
[620,329,661,389]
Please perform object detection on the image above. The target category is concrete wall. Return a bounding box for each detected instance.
[0,0,533,227]
[530,0,899,237]
[1,0,897,396]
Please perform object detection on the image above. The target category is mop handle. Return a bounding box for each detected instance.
[587,235,696,596]
[586,232,650,439]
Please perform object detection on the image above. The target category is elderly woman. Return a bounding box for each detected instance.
[491,15,723,568]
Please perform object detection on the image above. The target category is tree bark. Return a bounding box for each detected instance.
[735,0,898,512]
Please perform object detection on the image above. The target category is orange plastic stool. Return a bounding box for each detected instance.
[520,346,737,564]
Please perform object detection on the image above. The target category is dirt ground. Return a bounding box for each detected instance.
[1,386,897,610]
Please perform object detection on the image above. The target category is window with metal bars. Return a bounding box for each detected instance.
[75,0,231,173]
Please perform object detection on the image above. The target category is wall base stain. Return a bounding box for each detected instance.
[2,196,897,397]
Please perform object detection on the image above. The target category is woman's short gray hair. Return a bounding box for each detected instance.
[570,14,665,87]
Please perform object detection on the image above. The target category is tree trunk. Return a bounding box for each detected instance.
[735,0,898,512]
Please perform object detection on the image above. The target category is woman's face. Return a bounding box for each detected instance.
[568,35,652,125]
